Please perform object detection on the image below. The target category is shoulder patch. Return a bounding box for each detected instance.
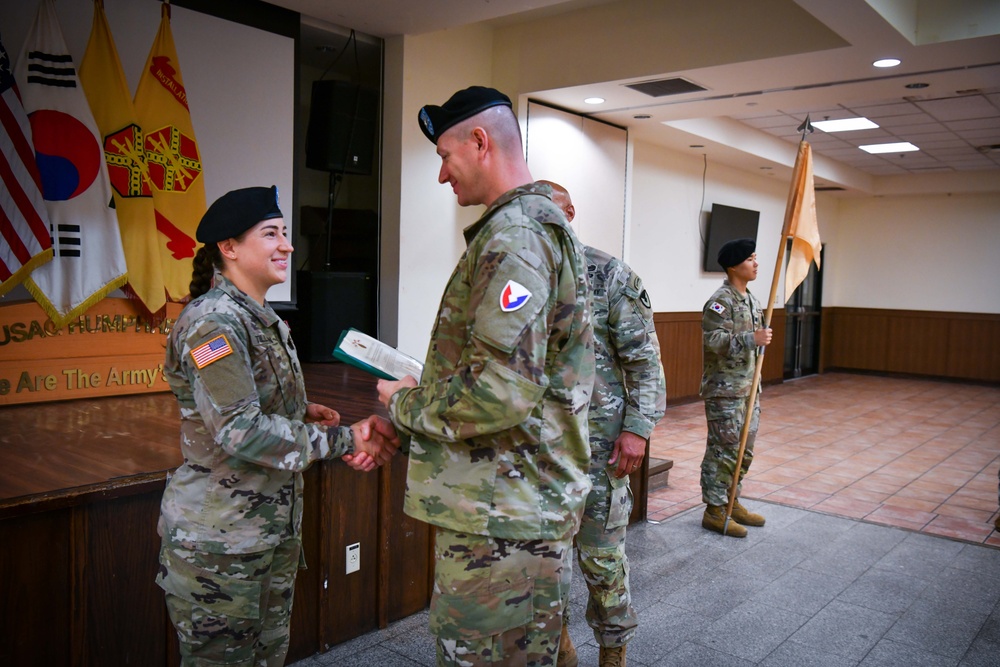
[500,279,532,312]
[640,289,651,309]
[190,334,234,369]
[710,302,726,315]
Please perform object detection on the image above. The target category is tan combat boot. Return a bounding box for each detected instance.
[599,644,627,667]
[732,499,766,527]
[557,623,578,667]
[702,505,747,538]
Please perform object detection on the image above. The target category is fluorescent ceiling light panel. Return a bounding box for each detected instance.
[813,117,879,132]
[859,142,919,154]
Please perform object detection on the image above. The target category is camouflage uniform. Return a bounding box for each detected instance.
[574,246,666,648]
[699,279,763,506]
[156,274,355,666]
[388,182,594,666]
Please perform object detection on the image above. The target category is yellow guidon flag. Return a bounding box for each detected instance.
[134,1,206,302]
[79,0,166,317]
[783,140,821,299]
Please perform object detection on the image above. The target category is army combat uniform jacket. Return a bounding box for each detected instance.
[389,182,595,542]
[585,245,666,457]
[700,279,763,400]
[159,275,354,555]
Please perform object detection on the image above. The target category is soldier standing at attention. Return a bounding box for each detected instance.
[542,182,666,667]
[156,186,399,666]
[376,87,595,666]
[700,238,772,538]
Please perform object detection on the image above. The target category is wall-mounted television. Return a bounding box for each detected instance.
[703,204,760,272]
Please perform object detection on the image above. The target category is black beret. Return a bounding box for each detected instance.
[418,85,512,144]
[196,186,282,244]
[717,238,756,269]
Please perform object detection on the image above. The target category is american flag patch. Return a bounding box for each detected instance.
[190,335,233,369]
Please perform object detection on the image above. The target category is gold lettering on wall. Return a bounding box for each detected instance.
[0,299,182,406]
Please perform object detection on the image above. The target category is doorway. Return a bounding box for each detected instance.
[784,244,823,379]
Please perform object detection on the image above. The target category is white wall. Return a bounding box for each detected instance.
[391,24,496,359]
[822,193,1000,313]
[524,102,627,257]
[629,140,795,313]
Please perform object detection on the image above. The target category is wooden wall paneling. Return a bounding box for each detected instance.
[763,308,785,382]
[828,309,890,371]
[0,510,73,666]
[80,492,167,667]
[288,465,322,662]
[946,317,1000,381]
[886,314,950,376]
[319,460,380,648]
[381,454,432,623]
[654,313,702,404]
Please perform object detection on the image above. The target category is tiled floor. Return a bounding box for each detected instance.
[291,501,1000,666]
[289,372,1000,666]
[647,372,1000,547]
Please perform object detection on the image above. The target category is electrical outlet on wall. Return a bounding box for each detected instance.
[346,542,360,574]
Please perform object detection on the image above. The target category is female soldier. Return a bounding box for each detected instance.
[155,186,397,666]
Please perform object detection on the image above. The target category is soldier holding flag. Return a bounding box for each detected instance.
[699,238,772,538]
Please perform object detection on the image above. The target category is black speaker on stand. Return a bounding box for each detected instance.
[299,78,379,363]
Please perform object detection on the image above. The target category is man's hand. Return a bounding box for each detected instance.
[376,375,417,408]
[304,402,340,426]
[347,414,400,468]
[608,430,647,479]
[754,327,773,347]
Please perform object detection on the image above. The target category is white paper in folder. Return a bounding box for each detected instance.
[333,329,424,381]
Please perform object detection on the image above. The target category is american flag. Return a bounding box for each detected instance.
[0,35,52,295]
[190,334,233,369]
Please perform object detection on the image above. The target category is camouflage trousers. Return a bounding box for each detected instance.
[429,528,573,666]
[156,537,301,667]
[570,452,637,647]
[700,397,760,506]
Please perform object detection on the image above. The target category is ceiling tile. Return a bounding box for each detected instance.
[916,95,1000,121]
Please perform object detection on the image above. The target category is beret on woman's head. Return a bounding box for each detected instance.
[717,238,756,269]
[196,185,282,244]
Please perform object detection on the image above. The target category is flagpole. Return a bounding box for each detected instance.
[722,118,813,534]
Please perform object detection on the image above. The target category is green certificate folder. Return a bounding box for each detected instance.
[333,329,424,381]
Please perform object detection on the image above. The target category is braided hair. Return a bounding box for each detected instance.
[189,243,223,299]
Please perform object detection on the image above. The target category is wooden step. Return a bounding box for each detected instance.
[647,457,674,491]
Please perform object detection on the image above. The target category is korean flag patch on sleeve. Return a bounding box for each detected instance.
[500,279,532,312]
[710,302,726,315]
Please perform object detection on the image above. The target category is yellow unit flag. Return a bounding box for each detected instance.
[134,2,205,302]
[783,140,821,300]
[80,0,166,316]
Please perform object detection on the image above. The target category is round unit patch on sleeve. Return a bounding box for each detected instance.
[500,279,532,312]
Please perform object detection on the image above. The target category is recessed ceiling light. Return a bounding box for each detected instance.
[873,58,901,68]
[859,141,919,154]
[905,82,929,89]
[584,97,605,105]
[813,117,879,132]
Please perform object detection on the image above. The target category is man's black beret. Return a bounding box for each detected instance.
[196,186,282,244]
[717,238,756,269]
[418,85,512,144]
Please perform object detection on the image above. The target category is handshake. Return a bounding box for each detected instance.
[345,414,401,472]
[304,403,400,472]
